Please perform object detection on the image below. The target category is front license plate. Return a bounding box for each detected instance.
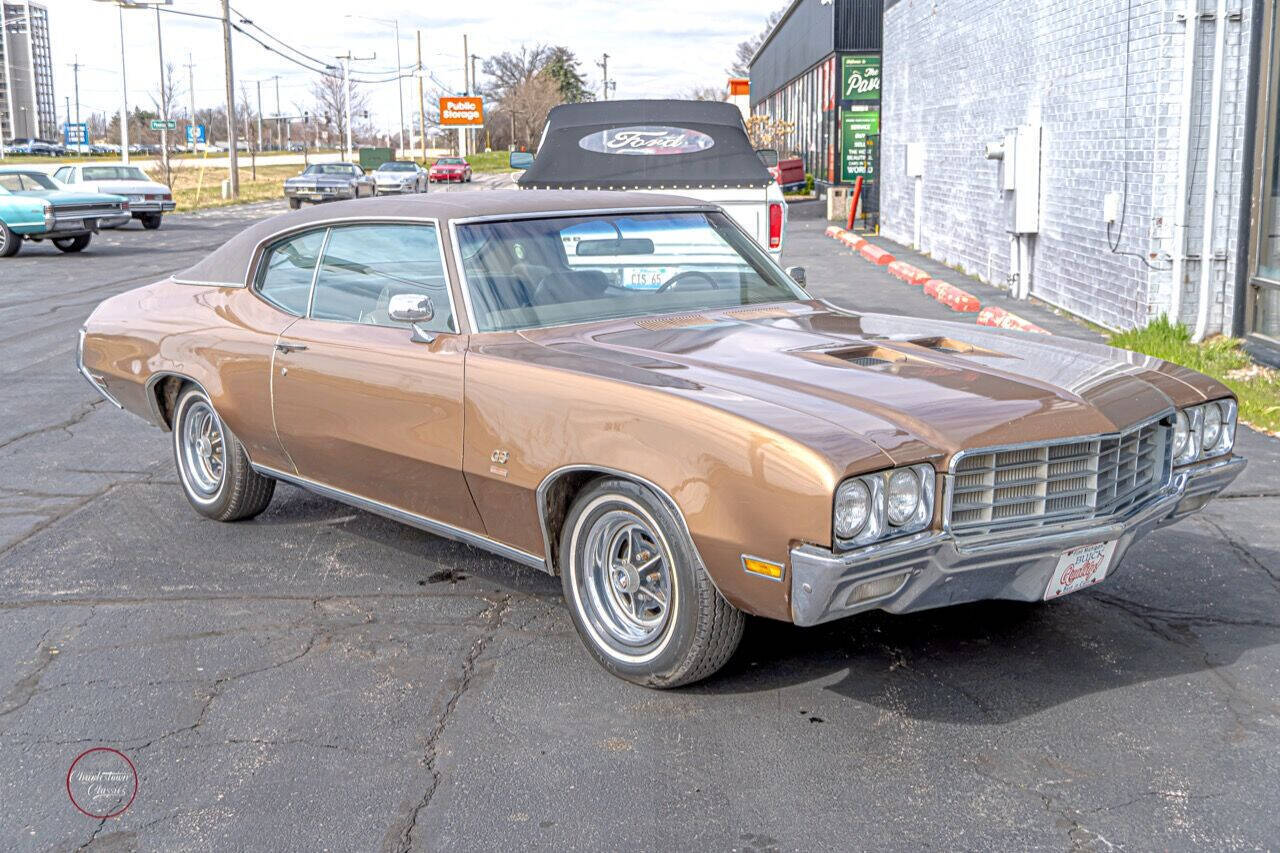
[308,194,324,201]
[1044,541,1117,600]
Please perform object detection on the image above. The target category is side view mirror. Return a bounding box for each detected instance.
[756,148,779,167]
[509,151,534,170]
[388,294,436,342]
[785,266,806,285]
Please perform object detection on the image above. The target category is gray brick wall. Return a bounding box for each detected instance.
[881,0,1255,333]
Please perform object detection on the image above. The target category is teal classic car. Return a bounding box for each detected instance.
[0,168,130,258]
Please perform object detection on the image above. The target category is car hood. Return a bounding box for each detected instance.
[81,180,169,194]
[374,172,415,181]
[516,300,1229,465]
[286,175,352,185]
[14,189,126,206]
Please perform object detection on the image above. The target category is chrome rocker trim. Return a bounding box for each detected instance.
[251,463,548,572]
[790,454,1246,627]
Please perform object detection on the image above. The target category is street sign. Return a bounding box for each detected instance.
[64,123,89,146]
[150,119,178,131]
[186,124,207,144]
[439,97,484,127]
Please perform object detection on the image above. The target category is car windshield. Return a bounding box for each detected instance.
[436,158,464,166]
[303,165,356,176]
[378,162,415,171]
[455,211,807,332]
[0,171,57,191]
[82,166,149,181]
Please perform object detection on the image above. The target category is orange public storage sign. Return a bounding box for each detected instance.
[439,97,484,126]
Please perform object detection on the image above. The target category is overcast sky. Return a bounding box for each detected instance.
[46,0,780,131]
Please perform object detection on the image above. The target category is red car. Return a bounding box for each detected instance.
[428,157,472,183]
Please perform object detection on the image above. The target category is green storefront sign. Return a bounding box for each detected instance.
[840,110,879,183]
[841,55,881,101]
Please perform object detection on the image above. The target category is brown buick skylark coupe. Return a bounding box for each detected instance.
[78,190,1245,687]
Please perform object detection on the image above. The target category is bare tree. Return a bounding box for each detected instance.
[310,72,370,152]
[500,73,561,151]
[729,6,786,77]
[482,45,553,100]
[684,85,726,101]
[150,61,183,185]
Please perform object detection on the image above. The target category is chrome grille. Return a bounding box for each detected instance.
[948,418,1172,536]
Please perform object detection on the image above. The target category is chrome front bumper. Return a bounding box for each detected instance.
[789,455,1246,627]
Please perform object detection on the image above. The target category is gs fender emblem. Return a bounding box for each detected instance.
[490,449,510,465]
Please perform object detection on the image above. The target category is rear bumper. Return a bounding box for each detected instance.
[789,455,1246,626]
[129,202,176,213]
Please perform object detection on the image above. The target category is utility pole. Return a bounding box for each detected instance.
[255,79,263,153]
[155,7,169,181]
[598,53,610,100]
[117,6,130,163]
[334,51,376,160]
[69,57,82,128]
[394,20,405,154]
[470,52,480,154]
[273,75,281,150]
[185,53,196,153]
[459,33,469,157]
[417,30,426,163]
[221,0,239,197]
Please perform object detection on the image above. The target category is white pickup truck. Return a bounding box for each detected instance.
[513,99,787,258]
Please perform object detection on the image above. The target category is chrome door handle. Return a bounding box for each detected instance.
[275,342,307,353]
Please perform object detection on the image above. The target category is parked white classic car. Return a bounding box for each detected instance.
[52,165,175,230]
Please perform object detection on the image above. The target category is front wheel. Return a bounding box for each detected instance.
[288,197,302,210]
[0,222,20,257]
[53,234,91,253]
[560,478,744,688]
[172,385,275,521]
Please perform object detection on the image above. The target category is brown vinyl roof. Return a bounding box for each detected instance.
[171,189,710,287]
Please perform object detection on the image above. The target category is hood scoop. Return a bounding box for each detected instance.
[909,336,1008,357]
[634,313,717,331]
[824,345,909,370]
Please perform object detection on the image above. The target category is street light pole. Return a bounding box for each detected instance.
[118,5,130,163]
[221,0,239,197]
[155,6,169,180]
[394,20,405,153]
[417,30,427,163]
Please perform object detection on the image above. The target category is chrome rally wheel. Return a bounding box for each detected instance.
[578,507,675,658]
[176,395,226,505]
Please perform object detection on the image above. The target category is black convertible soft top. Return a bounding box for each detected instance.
[517,100,771,190]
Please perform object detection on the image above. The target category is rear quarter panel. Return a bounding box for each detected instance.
[81,281,297,471]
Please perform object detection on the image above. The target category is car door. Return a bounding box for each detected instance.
[269,221,483,532]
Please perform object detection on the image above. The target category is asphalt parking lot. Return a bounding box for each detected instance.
[3,192,1279,851]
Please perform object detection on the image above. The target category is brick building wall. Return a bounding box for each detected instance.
[880,0,1256,332]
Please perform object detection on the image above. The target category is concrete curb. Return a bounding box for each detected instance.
[977,305,1050,334]
[887,260,930,286]
[923,278,981,313]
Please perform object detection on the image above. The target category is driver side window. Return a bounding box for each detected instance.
[310,224,455,332]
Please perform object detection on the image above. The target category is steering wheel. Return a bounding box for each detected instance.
[655,270,719,293]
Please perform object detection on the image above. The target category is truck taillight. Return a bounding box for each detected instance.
[768,203,782,249]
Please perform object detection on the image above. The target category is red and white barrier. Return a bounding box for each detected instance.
[858,242,895,266]
[923,278,981,312]
[887,260,930,286]
[977,305,1050,334]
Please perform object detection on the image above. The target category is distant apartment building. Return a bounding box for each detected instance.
[1,1,56,141]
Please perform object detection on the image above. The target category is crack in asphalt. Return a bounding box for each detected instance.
[0,608,95,720]
[972,761,1119,851]
[1201,516,1280,587]
[389,593,511,853]
[0,399,104,452]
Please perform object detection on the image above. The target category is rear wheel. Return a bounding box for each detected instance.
[172,385,275,521]
[140,213,162,230]
[53,234,91,253]
[560,478,744,688]
[0,223,19,258]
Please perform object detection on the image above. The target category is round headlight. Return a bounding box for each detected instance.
[886,468,920,526]
[834,479,871,539]
[1173,410,1190,459]
[1201,403,1222,451]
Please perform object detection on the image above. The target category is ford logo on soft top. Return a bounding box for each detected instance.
[578,126,715,156]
